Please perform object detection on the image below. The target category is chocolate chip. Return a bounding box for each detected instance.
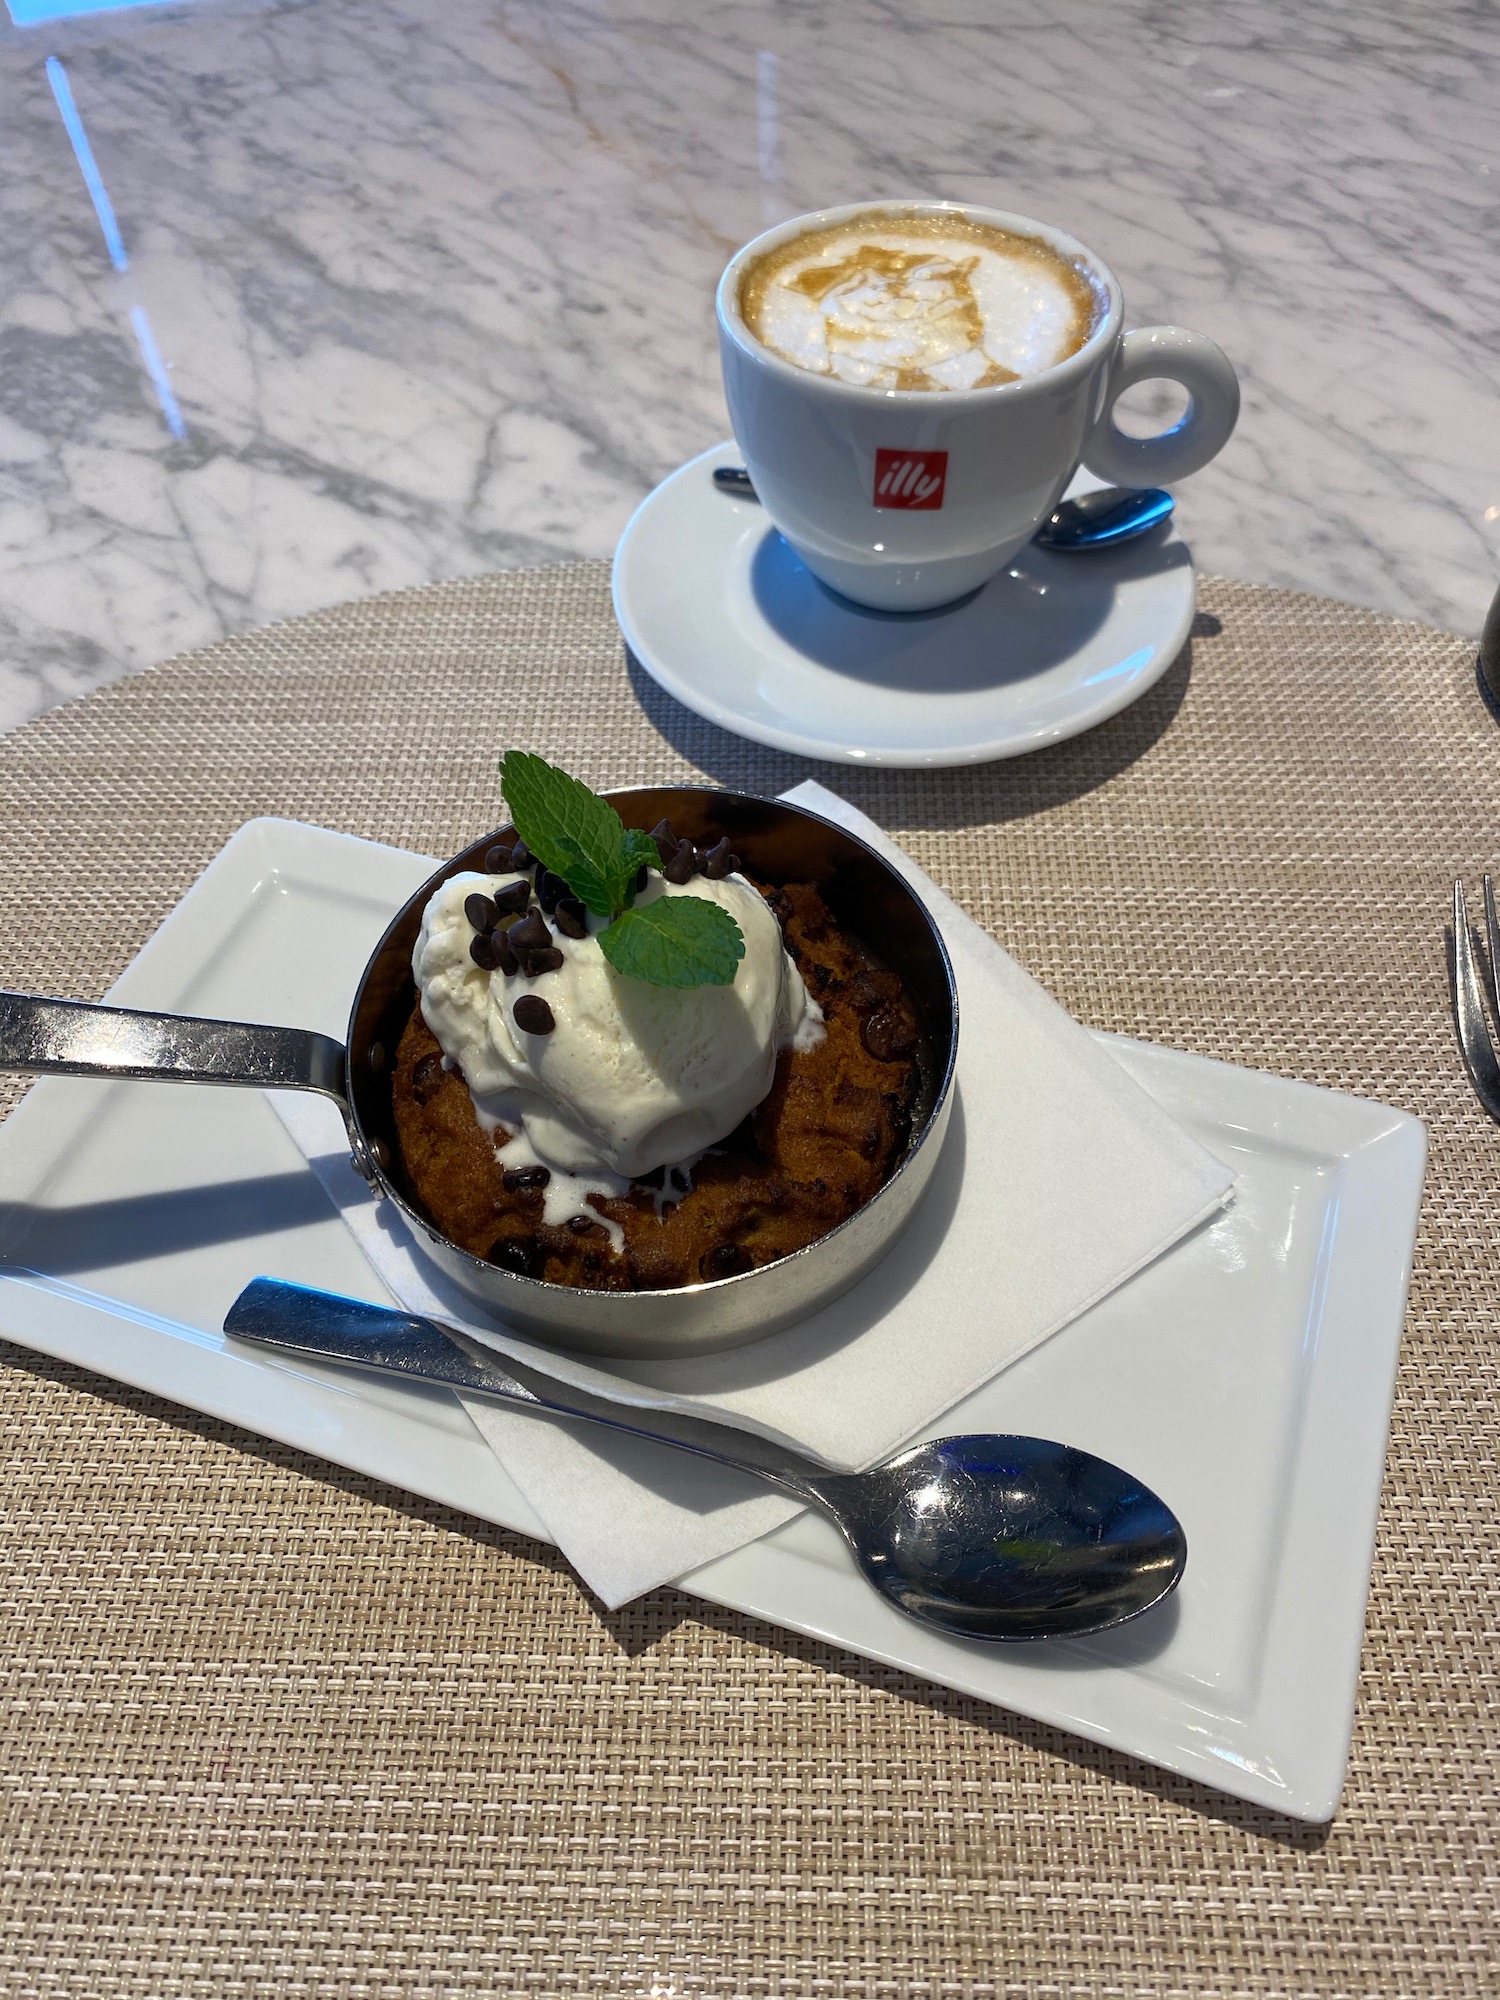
[567,1213,602,1235]
[862,1007,918,1062]
[503,1164,551,1192]
[465,891,499,933]
[509,908,551,953]
[411,1051,442,1104]
[513,995,555,1035]
[470,931,502,970]
[520,945,564,977]
[484,842,514,874]
[766,888,792,927]
[885,1096,913,1152]
[510,838,532,871]
[701,836,734,880]
[664,842,698,885]
[701,1242,752,1280]
[490,1236,545,1279]
[536,869,569,913]
[649,819,676,864]
[554,898,587,938]
[495,932,518,976]
[493,879,531,915]
[849,968,902,1013]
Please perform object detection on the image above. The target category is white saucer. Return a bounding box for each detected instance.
[613,442,1196,768]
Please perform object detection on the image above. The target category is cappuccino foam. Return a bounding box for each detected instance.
[739,211,1104,391]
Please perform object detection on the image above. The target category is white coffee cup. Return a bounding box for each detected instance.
[716,200,1239,612]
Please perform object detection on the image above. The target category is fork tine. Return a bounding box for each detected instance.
[1482,875,1500,1018]
[1451,880,1500,1121]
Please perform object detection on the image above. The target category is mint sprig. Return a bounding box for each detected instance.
[501,750,644,918]
[498,751,745,988]
[598,896,746,989]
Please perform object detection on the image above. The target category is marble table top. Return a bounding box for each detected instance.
[1,0,1497,733]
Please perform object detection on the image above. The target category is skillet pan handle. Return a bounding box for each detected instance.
[0,989,349,1106]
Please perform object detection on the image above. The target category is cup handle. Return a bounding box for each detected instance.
[1081,325,1239,487]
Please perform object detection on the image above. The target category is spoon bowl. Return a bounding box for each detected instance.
[811,1434,1186,1639]
[1036,483,1174,551]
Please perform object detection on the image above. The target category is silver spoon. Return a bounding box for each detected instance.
[225,1277,1186,1642]
[1036,483,1175,550]
[711,464,1173,551]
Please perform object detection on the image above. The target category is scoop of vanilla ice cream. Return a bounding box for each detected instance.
[412,868,823,1179]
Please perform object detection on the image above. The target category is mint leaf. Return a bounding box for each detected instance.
[500,751,629,917]
[599,895,745,988]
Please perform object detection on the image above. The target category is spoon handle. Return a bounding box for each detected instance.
[224,1277,829,1502]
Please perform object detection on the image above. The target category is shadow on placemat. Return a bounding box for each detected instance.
[625,624,1202,829]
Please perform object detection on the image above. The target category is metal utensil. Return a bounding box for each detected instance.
[711,465,758,500]
[1035,483,1174,550]
[0,789,957,1361]
[1449,876,1500,1121]
[711,463,1173,551]
[225,1276,1188,1643]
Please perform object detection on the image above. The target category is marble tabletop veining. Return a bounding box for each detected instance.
[1,0,1497,733]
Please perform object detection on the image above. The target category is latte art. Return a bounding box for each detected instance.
[739,212,1104,391]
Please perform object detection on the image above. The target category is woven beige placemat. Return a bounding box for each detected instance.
[0,563,1495,1998]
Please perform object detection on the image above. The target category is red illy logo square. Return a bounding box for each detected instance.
[873,447,948,510]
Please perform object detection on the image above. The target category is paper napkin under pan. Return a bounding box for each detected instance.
[270,781,1235,1609]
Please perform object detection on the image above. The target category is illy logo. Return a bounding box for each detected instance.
[874,447,947,510]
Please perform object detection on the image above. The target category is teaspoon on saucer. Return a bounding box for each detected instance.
[1036,483,1175,549]
[710,464,1174,552]
[225,1277,1187,1643]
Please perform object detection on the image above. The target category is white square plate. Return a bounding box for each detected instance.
[0,820,1424,1820]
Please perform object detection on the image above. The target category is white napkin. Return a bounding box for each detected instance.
[269,782,1234,1608]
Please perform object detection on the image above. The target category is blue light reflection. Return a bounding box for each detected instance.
[130,304,186,437]
[1081,645,1154,687]
[44,55,188,439]
[11,0,187,24]
[45,54,128,269]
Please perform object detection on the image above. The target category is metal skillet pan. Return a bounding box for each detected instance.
[0,789,958,1359]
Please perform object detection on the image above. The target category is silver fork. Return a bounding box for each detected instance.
[1450,877,1500,1120]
